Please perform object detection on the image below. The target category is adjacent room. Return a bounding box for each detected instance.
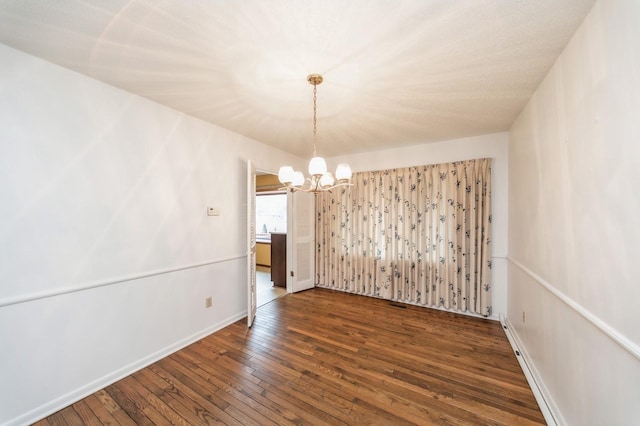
[254,174,287,307]
[1,1,638,425]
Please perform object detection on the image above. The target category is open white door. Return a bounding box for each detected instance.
[247,160,257,327]
[289,190,315,292]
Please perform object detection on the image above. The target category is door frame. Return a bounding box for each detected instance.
[247,160,256,327]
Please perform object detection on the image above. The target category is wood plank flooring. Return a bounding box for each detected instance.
[35,288,545,425]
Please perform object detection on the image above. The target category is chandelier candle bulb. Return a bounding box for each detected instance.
[335,164,352,181]
[278,166,294,184]
[292,171,305,186]
[308,156,327,176]
[320,172,335,188]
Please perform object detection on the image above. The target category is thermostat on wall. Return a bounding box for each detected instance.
[207,207,220,216]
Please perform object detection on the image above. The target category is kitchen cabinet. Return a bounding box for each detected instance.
[270,233,286,288]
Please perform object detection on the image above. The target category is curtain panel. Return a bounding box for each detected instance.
[315,158,492,317]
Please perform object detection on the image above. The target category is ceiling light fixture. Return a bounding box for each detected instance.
[278,74,352,193]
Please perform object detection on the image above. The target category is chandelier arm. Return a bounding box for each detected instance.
[278,181,353,194]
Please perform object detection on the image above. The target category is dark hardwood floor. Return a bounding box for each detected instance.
[35,288,545,425]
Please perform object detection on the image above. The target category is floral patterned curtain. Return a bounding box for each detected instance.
[315,158,492,317]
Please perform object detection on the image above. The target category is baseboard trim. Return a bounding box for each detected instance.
[6,311,247,426]
[315,285,500,321]
[501,316,562,426]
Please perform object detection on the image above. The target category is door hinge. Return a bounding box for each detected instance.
[290,271,295,277]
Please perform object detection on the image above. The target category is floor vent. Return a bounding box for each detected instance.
[388,302,407,309]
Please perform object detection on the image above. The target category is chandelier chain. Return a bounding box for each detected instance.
[312,82,318,156]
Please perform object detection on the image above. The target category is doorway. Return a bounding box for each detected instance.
[255,173,288,307]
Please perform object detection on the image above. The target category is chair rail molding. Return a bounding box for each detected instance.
[0,254,247,308]
[507,256,640,361]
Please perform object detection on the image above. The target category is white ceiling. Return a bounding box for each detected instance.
[0,0,595,158]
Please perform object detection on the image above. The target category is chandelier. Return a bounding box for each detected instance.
[278,74,352,193]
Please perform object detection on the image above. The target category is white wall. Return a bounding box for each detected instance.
[328,132,509,320]
[508,0,640,424]
[0,44,303,426]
